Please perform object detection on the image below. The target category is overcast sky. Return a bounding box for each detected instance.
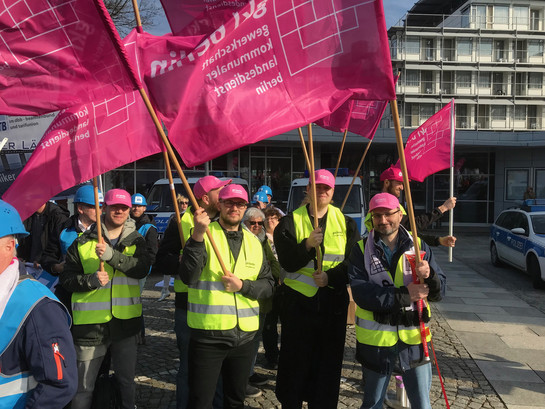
[147,0,414,36]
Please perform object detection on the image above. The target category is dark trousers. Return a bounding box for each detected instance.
[262,291,281,364]
[188,338,254,409]
[275,285,348,409]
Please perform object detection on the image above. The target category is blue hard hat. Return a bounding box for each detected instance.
[258,185,273,197]
[251,191,269,204]
[0,200,29,238]
[131,193,147,206]
[74,185,103,206]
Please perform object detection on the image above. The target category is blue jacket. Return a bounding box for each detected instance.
[347,227,446,374]
[0,277,77,408]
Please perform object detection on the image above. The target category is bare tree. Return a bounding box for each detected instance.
[104,0,161,36]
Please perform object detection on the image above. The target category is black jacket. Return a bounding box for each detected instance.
[179,222,274,347]
[133,213,159,266]
[60,218,151,346]
[18,202,69,263]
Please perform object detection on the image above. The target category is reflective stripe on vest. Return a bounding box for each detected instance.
[354,236,431,347]
[60,227,79,255]
[285,205,346,297]
[174,210,193,293]
[0,278,69,407]
[0,372,38,409]
[71,240,141,325]
[187,222,262,331]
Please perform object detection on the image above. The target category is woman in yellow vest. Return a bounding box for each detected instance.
[347,193,446,409]
[179,184,274,409]
[273,169,360,408]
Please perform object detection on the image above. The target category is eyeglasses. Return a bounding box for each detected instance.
[266,216,278,222]
[371,209,400,220]
[222,200,248,209]
[248,221,264,226]
[179,201,189,205]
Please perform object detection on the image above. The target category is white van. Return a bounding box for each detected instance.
[286,176,367,236]
[146,176,249,237]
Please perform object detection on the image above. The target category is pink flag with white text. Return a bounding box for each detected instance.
[3,31,162,220]
[316,99,388,140]
[142,0,395,167]
[0,0,139,116]
[402,101,454,183]
[160,0,248,36]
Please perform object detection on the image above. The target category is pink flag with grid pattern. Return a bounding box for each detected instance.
[142,0,395,166]
[3,31,161,220]
[0,0,139,116]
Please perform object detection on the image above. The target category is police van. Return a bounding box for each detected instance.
[146,176,249,237]
[286,172,367,236]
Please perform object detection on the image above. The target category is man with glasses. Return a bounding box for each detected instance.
[364,165,457,247]
[179,184,274,409]
[41,184,103,309]
[348,192,446,409]
[155,175,231,409]
[273,169,360,408]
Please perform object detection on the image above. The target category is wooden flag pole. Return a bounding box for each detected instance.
[334,129,348,179]
[297,127,312,172]
[306,123,322,273]
[164,151,185,248]
[130,0,186,251]
[92,177,104,272]
[340,138,373,211]
[391,99,430,361]
[137,89,230,276]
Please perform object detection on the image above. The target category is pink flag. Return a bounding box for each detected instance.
[160,0,248,36]
[315,99,388,140]
[316,74,398,138]
[2,31,162,220]
[141,0,395,167]
[402,101,455,183]
[0,0,140,116]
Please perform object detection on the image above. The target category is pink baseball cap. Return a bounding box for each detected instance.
[369,193,400,212]
[104,189,132,207]
[380,166,404,182]
[312,169,335,189]
[219,184,248,203]
[194,176,231,199]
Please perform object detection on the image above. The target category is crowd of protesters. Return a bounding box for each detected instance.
[0,166,455,409]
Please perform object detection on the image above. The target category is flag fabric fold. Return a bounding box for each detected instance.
[0,0,140,116]
[402,101,455,182]
[3,31,162,220]
[141,0,395,167]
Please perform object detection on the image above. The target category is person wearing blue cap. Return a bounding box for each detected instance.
[0,199,78,408]
[258,185,285,216]
[41,184,103,309]
[251,191,269,210]
[130,193,158,345]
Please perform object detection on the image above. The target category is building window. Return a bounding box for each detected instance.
[473,5,487,29]
[514,6,529,28]
[529,72,542,89]
[456,72,472,88]
[457,39,472,56]
[406,37,420,54]
[478,72,491,88]
[494,6,509,25]
[528,40,543,57]
[406,70,419,86]
[491,106,506,120]
[505,169,529,201]
[479,39,492,57]
[419,104,434,123]
[531,9,541,30]
[535,169,545,198]
[515,105,526,121]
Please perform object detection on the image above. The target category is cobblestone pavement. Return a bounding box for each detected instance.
[135,264,508,408]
